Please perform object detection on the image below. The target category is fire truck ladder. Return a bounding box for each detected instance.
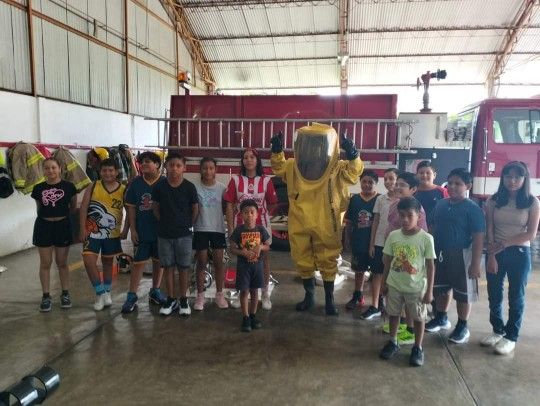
[143,117,417,169]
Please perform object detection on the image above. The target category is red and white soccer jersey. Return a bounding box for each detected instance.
[224,175,278,233]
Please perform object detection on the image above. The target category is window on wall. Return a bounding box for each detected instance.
[493,108,540,144]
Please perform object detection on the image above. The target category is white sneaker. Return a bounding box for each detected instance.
[179,302,191,316]
[103,292,112,307]
[194,292,205,311]
[94,294,106,311]
[494,337,516,355]
[261,292,272,310]
[481,333,505,347]
[229,298,241,309]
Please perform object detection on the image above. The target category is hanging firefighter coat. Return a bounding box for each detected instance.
[8,142,45,194]
[53,147,92,192]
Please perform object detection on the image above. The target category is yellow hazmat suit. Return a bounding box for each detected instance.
[271,123,363,282]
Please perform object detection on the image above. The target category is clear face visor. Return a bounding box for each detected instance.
[293,131,336,180]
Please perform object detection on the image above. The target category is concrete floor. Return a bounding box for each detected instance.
[1,243,540,406]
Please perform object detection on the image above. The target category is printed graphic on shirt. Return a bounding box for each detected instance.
[139,192,153,211]
[240,231,262,250]
[357,210,373,228]
[391,243,419,275]
[86,201,117,239]
[199,188,221,207]
[41,188,65,207]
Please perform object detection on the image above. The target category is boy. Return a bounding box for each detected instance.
[426,168,485,343]
[152,153,199,317]
[379,197,436,367]
[366,168,399,319]
[229,199,271,332]
[80,158,126,311]
[415,161,449,228]
[121,152,166,313]
[344,170,379,310]
[384,171,428,344]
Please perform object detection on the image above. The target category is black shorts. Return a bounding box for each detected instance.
[371,246,384,274]
[193,232,227,251]
[235,263,264,291]
[33,217,72,248]
[434,248,479,303]
[351,252,372,273]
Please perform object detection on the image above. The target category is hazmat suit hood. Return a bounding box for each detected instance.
[293,123,338,181]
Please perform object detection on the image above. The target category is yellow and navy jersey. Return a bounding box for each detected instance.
[86,181,126,239]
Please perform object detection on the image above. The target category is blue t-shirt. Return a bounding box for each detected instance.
[432,198,485,250]
[415,186,447,226]
[125,176,164,242]
[345,193,379,255]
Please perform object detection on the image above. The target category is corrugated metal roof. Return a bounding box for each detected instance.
[177,0,540,91]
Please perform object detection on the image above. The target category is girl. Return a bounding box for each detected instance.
[224,148,278,310]
[31,158,77,312]
[365,167,399,319]
[193,157,229,311]
[483,161,539,355]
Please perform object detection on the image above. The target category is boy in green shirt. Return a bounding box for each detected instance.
[379,197,436,367]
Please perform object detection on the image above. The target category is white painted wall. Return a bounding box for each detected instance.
[0,90,165,257]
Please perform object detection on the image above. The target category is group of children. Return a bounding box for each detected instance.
[344,160,539,366]
[31,152,539,364]
[32,149,276,332]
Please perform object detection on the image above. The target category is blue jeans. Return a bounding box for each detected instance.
[486,246,531,342]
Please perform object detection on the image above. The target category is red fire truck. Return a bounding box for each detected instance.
[144,95,540,248]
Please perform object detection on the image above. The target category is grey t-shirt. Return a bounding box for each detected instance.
[193,180,226,233]
[488,196,540,247]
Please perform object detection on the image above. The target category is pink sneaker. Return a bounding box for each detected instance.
[194,292,205,311]
[215,291,229,309]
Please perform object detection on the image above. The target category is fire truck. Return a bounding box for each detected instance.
[144,95,540,248]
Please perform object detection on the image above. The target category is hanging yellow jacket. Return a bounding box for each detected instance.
[8,142,45,194]
[53,147,91,192]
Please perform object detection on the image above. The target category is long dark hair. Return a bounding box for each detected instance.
[492,161,533,209]
[240,148,264,177]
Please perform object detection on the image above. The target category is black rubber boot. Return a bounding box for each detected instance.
[296,277,315,311]
[324,281,339,316]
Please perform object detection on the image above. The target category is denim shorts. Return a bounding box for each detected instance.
[158,236,192,268]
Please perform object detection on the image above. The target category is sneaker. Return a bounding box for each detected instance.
[40,297,52,312]
[448,325,470,344]
[494,338,516,355]
[103,292,112,307]
[398,329,415,345]
[241,317,251,333]
[261,292,272,310]
[250,314,262,329]
[361,306,381,320]
[94,294,106,311]
[179,301,191,317]
[425,318,452,333]
[60,293,72,309]
[345,294,365,310]
[121,293,138,314]
[229,298,241,309]
[193,292,205,311]
[159,298,179,316]
[481,333,505,347]
[383,323,407,334]
[215,292,229,309]
[379,340,400,360]
[409,346,424,367]
[149,289,166,305]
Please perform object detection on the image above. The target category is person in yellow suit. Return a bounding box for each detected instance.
[271,123,363,315]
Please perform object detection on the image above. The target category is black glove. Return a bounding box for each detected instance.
[340,133,358,160]
[271,131,284,153]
